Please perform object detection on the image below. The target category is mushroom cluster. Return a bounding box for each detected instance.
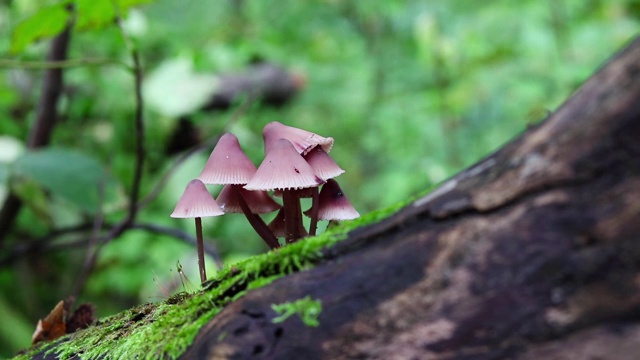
[171,121,359,284]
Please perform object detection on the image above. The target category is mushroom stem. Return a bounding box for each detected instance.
[308,186,319,236]
[233,185,280,249]
[282,189,304,243]
[194,217,207,284]
[282,190,295,243]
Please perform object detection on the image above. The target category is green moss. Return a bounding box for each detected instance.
[13,198,410,359]
[271,296,322,327]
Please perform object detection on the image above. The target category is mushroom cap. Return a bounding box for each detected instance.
[216,184,281,214]
[304,179,359,220]
[244,139,325,191]
[304,146,344,180]
[263,121,333,155]
[198,133,257,185]
[171,179,224,218]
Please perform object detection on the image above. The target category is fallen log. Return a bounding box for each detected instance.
[182,35,640,359]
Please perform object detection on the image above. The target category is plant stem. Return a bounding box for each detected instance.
[234,186,280,249]
[195,217,206,284]
[309,187,319,236]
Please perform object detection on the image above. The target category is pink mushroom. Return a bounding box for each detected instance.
[198,133,256,185]
[170,179,224,284]
[245,138,325,243]
[304,179,360,221]
[198,133,280,249]
[262,121,333,155]
[303,146,345,235]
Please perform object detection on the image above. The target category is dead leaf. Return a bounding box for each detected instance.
[32,300,67,344]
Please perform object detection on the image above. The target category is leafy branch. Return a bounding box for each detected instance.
[0,22,73,244]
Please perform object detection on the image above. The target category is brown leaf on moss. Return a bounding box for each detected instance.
[31,300,66,344]
[31,298,96,345]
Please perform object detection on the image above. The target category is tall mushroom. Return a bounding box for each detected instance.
[198,133,280,249]
[245,138,325,243]
[262,122,342,236]
[170,179,224,284]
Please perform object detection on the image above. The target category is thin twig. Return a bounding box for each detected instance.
[69,180,106,299]
[0,223,94,266]
[0,222,224,268]
[0,58,124,70]
[116,22,146,224]
[64,5,147,298]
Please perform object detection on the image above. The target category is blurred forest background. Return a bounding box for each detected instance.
[0,0,638,356]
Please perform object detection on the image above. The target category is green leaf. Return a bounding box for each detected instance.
[75,0,153,30]
[10,4,70,54]
[12,148,108,213]
[10,0,154,53]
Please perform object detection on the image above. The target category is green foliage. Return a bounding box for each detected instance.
[1,0,639,357]
[75,0,153,31]
[271,296,322,327]
[9,4,70,54]
[9,0,153,54]
[11,148,114,214]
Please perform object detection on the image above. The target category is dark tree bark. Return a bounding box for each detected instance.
[181,36,640,359]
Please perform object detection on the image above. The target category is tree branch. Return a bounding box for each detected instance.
[0,24,72,245]
[0,222,223,268]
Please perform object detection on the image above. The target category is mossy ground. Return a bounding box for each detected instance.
[14,197,413,360]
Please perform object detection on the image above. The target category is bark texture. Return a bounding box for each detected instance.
[181,36,640,359]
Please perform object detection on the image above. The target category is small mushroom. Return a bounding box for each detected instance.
[303,146,344,180]
[245,138,325,243]
[198,132,280,249]
[303,146,345,235]
[245,138,324,191]
[198,133,257,185]
[304,179,359,221]
[171,179,224,284]
[262,121,333,155]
